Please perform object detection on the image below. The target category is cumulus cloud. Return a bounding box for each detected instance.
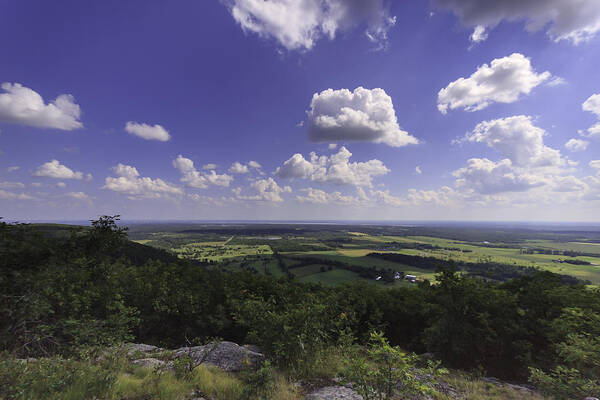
[582,94,600,137]
[33,159,87,180]
[462,115,563,167]
[296,187,366,205]
[202,163,217,170]
[103,163,183,199]
[232,177,291,202]
[370,186,457,207]
[432,0,600,44]
[0,189,36,200]
[551,175,588,193]
[470,25,488,43]
[173,155,233,188]
[7,166,19,172]
[225,0,396,51]
[276,146,389,187]
[438,53,551,113]
[565,138,589,152]
[0,82,82,130]
[0,181,25,189]
[125,121,171,141]
[590,160,600,170]
[56,182,67,188]
[415,166,422,174]
[583,94,600,117]
[229,162,250,174]
[307,87,418,147]
[453,158,543,194]
[66,191,93,205]
[248,160,262,169]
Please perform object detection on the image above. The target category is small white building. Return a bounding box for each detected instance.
[405,274,417,283]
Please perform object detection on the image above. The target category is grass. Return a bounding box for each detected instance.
[439,371,548,400]
[173,244,273,262]
[297,268,360,286]
[137,230,600,285]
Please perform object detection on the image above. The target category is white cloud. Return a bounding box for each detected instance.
[551,175,588,193]
[307,87,418,147]
[125,121,171,141]
[547,76,567,87]
[565,138,589,152]
[328,143,337,149]
[275,153,315,179]
[33,159,86,179]
[229,162,250,174]
[582,94,600,138]
[0,189,35,200]
[453,158,543,194]
[415,166,422,174]
[202,163,217,170]
[226,0,396,51]
[433,0,600,44]
[276,146,389,187]
[66,191,93,205]
[0,181,25,189]
[103,163,183,199]
[470,25,488,43]
[0,82,82,130]
[438,54,551,113]
[248,160,262,169]
[588,123,600,137]
[173,155,233,188]
[296,187,366,205]
[56,182,67,188]
[233,177,291,202]
[7,166,19,172]
[462,115,563,167]
[583,94,600,117]
[590,160,600,170]
[370,186,457,207]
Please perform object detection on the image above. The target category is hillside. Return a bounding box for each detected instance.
[1,217,599,399]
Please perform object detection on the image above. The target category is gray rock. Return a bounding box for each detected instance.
[173,341,264,372]
[583,397,599,400]
[124,343,162,357]
[132,358,166,369]
[305,386,363,400]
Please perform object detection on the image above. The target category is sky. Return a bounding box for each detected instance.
[1,0,600,222]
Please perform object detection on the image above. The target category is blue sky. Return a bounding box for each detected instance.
[1,0,599,221]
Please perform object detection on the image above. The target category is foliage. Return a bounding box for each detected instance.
[528,308,600,399]
[2,216,600,400]
[343,331,446,400]
[0,356,116,400]
[241,360,275,399]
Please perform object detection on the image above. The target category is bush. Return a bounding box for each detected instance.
[0,356,116,400]
[343,331,446,400]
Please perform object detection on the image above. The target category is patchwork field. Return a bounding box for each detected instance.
[128,223,600,286]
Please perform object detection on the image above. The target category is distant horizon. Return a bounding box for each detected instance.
[12,218,600,229]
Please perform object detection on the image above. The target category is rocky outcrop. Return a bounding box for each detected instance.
[173,341,264,372]
[121,341,264,372]
[123,343,161,357]
[304,386,363,400]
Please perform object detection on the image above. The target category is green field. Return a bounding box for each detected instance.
[128,224,600,286]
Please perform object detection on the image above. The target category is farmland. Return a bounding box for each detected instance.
[128,223,600,286]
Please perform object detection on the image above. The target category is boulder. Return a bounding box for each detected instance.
[305,386,363,400]
[132,358,166,369]
[173,341,264,372]
[124,343,162,357]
